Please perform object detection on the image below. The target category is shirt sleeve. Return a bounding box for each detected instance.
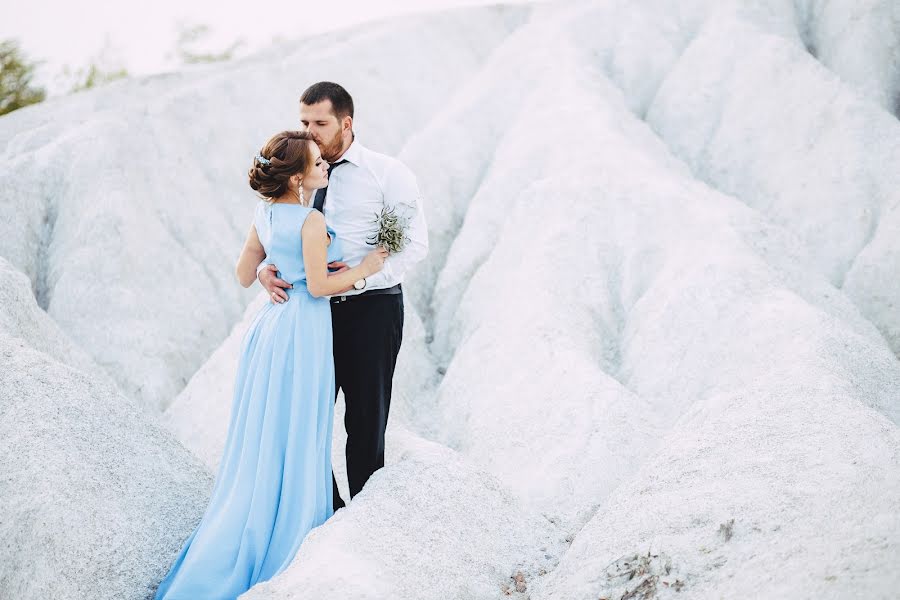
[255,256,270,277]
[364,161,429,289]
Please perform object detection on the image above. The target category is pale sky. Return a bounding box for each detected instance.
[2,0,533,95]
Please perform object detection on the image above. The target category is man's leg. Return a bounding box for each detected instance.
[331,293,403,498]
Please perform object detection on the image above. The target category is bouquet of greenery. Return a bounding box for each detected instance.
[367,204,412,254]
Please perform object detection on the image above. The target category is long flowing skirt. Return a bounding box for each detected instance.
[155,285,335,599]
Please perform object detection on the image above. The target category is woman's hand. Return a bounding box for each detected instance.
[361,247,389,276]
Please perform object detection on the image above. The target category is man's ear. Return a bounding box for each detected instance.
[342,115,353,135]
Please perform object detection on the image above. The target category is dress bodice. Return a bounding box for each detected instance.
[254,201,343,286]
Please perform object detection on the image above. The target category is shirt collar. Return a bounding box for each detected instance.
[335,137,364,167]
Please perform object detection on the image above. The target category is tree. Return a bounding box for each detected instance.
[0,39,46,116]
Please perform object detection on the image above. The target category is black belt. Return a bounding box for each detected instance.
[331,283,402,304]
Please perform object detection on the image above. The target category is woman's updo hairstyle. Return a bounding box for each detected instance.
[248,130,317,200]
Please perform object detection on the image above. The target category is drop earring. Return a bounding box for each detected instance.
[298,180,305,206]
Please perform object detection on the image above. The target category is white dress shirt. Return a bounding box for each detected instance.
[258,138,428,296]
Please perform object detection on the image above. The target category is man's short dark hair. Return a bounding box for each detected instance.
[300,82,354,120]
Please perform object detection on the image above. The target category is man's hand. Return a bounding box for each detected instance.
[259,264,291,304]
[327,261,350,274]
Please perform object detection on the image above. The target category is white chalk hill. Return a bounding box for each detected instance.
[1,1,898,599]
[0,257,213,599]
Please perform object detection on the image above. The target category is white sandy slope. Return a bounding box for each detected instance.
[0,257,213,600]
[401,9,899,600]
[2,1,900,599]
[644,3,900,357]
[799,0,900,116]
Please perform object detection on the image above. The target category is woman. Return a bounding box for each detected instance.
[154,131,388,599]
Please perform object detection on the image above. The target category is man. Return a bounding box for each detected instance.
[257,81,428,510]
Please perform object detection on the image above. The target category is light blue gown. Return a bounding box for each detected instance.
[155,201,342,600]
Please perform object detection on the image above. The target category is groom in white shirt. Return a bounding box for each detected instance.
[257,82,428,510]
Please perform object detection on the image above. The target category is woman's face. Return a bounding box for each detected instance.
[303,141,329,190]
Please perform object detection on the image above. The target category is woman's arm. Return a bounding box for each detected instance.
[302,210,385,298]
[236,223,266,288]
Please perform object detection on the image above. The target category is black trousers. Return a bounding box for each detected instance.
[330,291,404,510]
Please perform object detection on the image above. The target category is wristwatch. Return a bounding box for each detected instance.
[353,278,367,291]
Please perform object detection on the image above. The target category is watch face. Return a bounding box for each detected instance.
[354,279,365,290]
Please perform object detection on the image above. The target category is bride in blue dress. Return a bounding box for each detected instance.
[154,131,388,599]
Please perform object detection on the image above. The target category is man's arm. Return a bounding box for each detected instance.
[364,161,428,289]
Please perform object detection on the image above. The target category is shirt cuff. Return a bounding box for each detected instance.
[364,270,388,289]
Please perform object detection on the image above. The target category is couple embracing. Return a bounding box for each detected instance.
[154,81,428,599]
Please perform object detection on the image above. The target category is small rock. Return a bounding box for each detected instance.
[718,518,735,542]
[512,571,527,593]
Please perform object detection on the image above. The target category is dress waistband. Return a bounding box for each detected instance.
[285,280,311,297]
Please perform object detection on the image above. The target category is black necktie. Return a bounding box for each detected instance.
[313,159,347,213]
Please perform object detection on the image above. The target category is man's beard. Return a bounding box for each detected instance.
[318,130,344,162]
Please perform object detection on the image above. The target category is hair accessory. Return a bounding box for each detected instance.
[256,154,271,166]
